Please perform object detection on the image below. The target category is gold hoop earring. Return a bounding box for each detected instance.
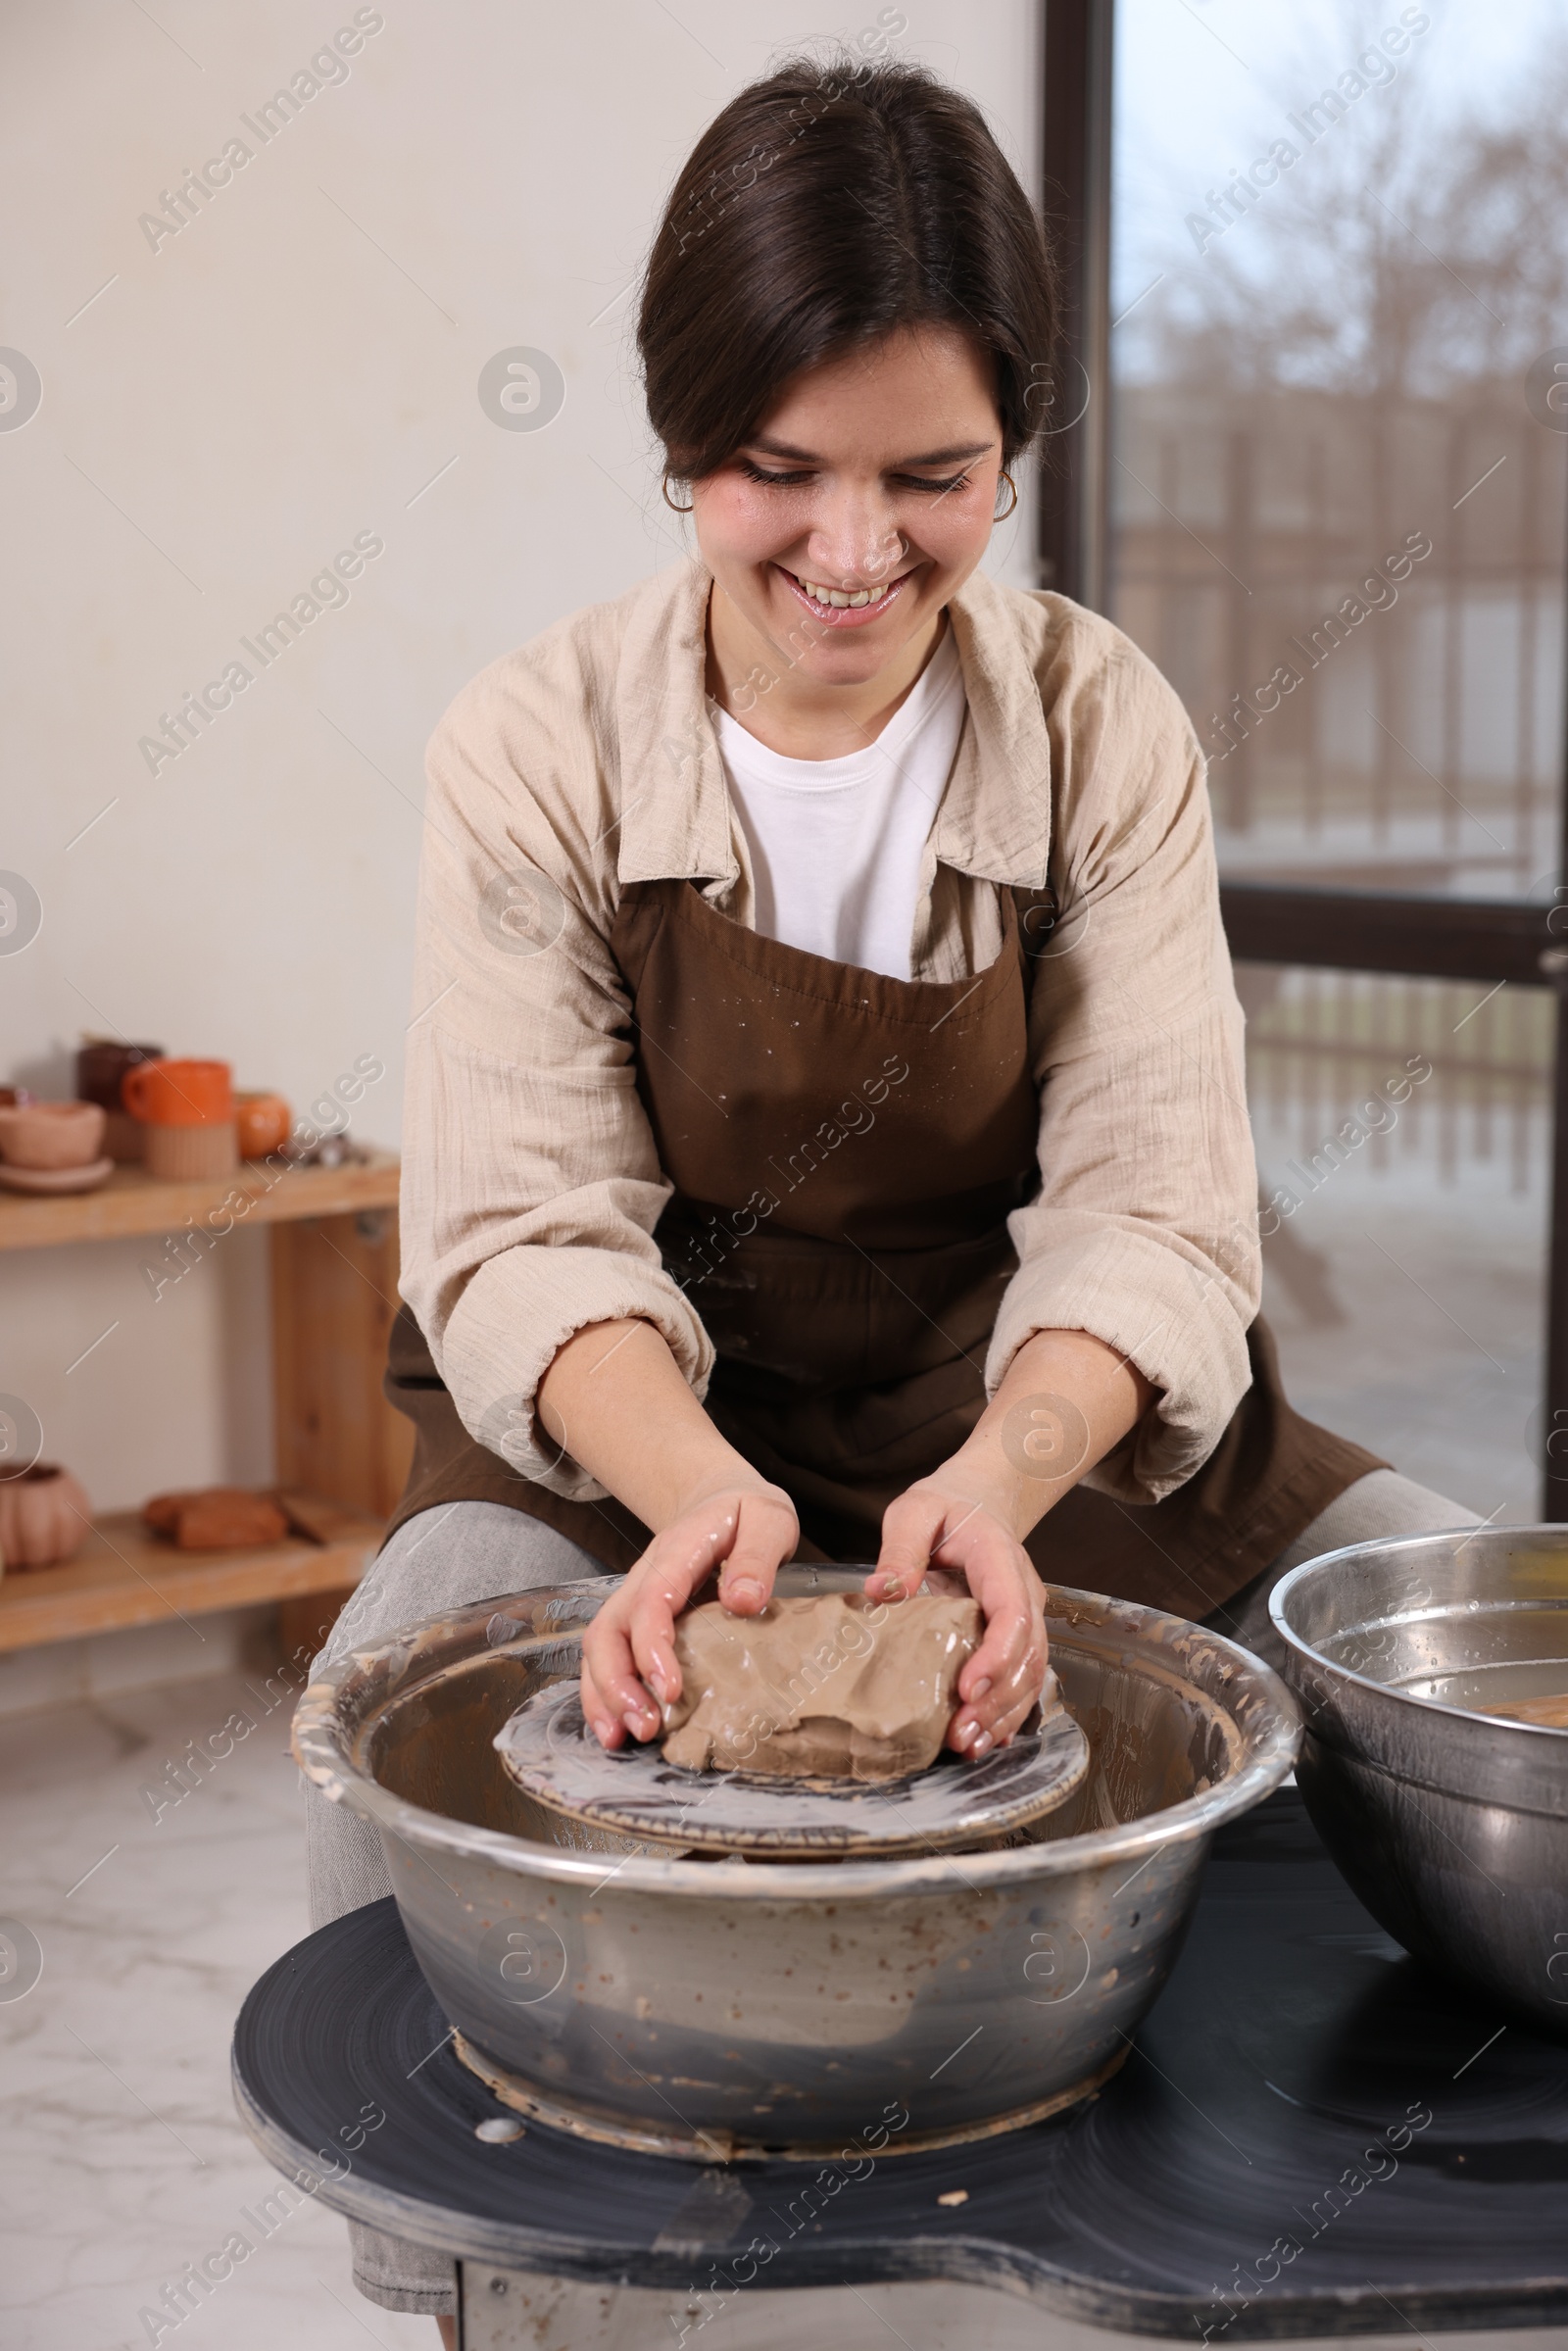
[994,469,1018,521]
[662,474,694,514]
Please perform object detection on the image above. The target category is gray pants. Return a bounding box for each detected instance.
[306,1469,1477,2316]
[306,1504,612,2317]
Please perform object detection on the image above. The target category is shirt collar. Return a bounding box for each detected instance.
[938,568,1054,893]
[614,555,737,892]
[612,555,1054,895]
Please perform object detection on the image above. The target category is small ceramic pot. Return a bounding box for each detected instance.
[0,1101,106,1170]
[235,1092,292,1159]
[123,1058,236,1179]
[75,1041,166,1110]
[0,1464,92,1572]
[143,1120,238,1180]
[102,1110,144,1166]
[122,1057,232,1127]
[75,1043,166,1162]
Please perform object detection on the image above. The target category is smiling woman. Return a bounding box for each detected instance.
[303,50,1476,2333]
[698,330,1006,755]
[644,60,1050,758]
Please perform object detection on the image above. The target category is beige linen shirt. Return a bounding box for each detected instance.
[403,557,1260,1509]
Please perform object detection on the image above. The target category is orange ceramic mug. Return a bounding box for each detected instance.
[122,1057,232,1128]
[235,1091,291,1158]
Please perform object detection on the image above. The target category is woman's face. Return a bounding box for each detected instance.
[692,325,1004,693]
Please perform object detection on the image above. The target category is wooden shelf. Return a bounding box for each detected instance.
[0,1148,409,1656]
[0,1494,383,1651]
[0,1150,400,1251]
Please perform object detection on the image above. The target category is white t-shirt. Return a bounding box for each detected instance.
[712,624,966,981]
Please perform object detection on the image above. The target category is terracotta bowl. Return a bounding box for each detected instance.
[0,1464,92,1572]
[0,1101,107,1170]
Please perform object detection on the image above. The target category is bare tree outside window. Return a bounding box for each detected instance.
[1109,0,1568,1518]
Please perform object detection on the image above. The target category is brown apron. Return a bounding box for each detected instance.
[384,876,1382,1619]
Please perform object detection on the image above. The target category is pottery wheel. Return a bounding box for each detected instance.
[493,1678,1090,1857]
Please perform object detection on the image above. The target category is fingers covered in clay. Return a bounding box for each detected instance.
[865,1485,952,1604]
[581,1572,678,1748]
[953,1605,1049,1753]
[951,1550,1047,1751]
[578,1483,798,1749]
[713,1494,797,1616]
[871,1478,1049,1757]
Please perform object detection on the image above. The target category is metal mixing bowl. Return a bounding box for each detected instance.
[294,1568,1298,2158]
[1271,1525,1568,2034]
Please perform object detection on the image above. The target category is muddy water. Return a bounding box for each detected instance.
[1470,1690,1568,1728]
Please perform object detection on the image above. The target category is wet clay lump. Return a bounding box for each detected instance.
[661,1591,982,1781]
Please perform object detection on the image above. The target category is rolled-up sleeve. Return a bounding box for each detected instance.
[400,655,714,1499]
[985,629,1261,1503]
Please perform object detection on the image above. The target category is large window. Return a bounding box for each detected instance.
[1097,0,1568,1517]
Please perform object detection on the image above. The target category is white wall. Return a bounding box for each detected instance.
[0,0,1041,1518]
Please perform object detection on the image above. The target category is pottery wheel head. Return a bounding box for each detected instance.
[492,1675,1090,1858]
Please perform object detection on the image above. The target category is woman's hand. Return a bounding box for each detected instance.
[871,1328,1154,1755]
[536,1317,799,1751]
[869,1474,1049,1757]
[579,1475,799,1748]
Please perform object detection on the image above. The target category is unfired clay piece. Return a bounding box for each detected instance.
[661,1591,983,1781]
[143,1488,289,1550]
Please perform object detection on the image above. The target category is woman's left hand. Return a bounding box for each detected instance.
[868,1474,1049,1757]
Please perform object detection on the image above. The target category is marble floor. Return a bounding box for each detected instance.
[0,1658,437,2351]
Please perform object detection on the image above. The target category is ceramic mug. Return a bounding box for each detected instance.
[235,1092,291,1159]
[137,1120,239,1180]
[75,1041,166,1111]
[0,1101,106,1170]
[123,1058,232,1128]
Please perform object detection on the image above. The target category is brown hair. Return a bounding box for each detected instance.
[638,53,1058,484]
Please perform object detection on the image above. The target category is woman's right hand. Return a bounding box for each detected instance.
[579,1475,799,1748]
